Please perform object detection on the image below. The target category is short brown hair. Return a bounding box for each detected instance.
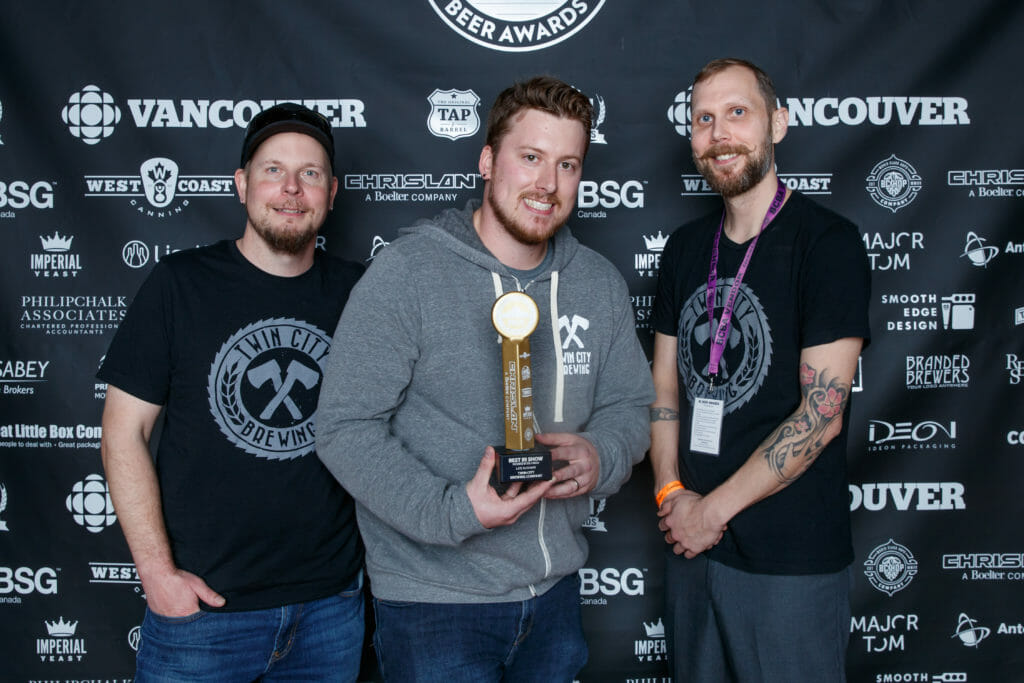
[485,76,593,157]
[694,58,778,115]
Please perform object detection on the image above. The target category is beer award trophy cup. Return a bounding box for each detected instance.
[491,291,552,484]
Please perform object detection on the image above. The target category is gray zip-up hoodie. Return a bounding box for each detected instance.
[317,200,654,603]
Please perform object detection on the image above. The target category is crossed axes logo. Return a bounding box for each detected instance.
[207,318,330,459]
[246,359,319,420]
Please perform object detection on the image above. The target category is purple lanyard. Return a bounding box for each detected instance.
[706,179,787,381]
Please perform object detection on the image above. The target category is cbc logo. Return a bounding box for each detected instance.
[1008,430,1024,445]
[577,180,645,209]
[578,567,646,596]
[0,566,59,595]
[0,181,55,209]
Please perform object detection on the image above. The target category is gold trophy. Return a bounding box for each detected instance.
[490,291,552,483]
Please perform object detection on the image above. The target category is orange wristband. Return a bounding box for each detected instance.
[656,480,685,507]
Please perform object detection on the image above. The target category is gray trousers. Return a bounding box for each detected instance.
[664,552,851,683]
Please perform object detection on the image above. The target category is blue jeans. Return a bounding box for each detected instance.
[135,576,364,682]
[664,552,851,682]
[372,573,587,682]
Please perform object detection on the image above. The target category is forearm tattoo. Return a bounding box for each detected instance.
[763,361,850,484]
[650,406,679,422]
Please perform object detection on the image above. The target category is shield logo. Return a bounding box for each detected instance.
[140,157,179,208]
[427,89,481,141]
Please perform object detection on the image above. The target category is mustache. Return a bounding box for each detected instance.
[698,143,753,161]
[520,193,559,206]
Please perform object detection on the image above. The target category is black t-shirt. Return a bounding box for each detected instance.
[99,240,364,610]
[652,191,871,574]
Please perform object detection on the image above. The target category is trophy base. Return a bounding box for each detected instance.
[494,446,552,483]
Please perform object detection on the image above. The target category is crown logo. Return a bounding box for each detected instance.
[45,617,79,637]
[643,617,665,638]
[40,231,74,252]
[643,230,669,252]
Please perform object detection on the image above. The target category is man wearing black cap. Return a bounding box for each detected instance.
[99,103,365,682]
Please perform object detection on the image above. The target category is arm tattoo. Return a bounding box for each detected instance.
[763,361,850,484]
[650,406,679,422]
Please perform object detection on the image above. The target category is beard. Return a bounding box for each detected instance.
[486,185,566,247]
[248,209,319,255]
[694,131,775,198]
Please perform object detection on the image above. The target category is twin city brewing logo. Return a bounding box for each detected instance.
[208,318,332,459]
[429,1,605,52]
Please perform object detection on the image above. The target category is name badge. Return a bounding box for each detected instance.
[690,397,723,456]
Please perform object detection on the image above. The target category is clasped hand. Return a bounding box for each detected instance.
[657,490,727,559]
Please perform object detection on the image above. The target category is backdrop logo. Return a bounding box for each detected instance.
[427,89,481,140]
[590,94,607,144]
[128,625,141,651]
[0,483,8,531]
[577,179,645,216]
[634,617,667,663]
[66,474,116,533]
[207,318,331,460]
[0,180,56,211]
[582,497,607,532]
[850,613,919,654]
[670,93,968,137]
[344,172,479,203]
[879,292,975,332]
[906,354,970,390]
[948,168,1024,198]
[864,539,917,596]
[0,99,4,145]
[31,231,81,279]
[19,294,127,336]
[122,240,150,269]
[849,482,965,511]
[1007,354,1024,384]
[578,566,646,604]
[0,566,60,600]
[367,235,390,261]
[631,295,654,335]
[960,231,999,267]
[83,158,234,218]
[62,85,121,145]
[37,616,87,663]
[952,614,990,648]
[943,552,1024,581]
[667,87,693,137]
[1,358,49,397]
[428,1,606,52]
[681,173,832,196]
[634,231,667,278]
[866,155,922,212]
[863,231,924,271]
[866,420,957,452]
[787,96,969,127]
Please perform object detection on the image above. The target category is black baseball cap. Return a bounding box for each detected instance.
[239,103,335,172]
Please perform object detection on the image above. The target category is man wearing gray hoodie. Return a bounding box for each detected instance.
[317,76,654,681]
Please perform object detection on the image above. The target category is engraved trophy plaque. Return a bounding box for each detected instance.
[490,291,552,483]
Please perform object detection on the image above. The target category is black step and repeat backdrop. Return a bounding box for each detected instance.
[2,2,1023,681]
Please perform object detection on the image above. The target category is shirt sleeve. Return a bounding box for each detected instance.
[799,219,872,350]
[97,263,174,405]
